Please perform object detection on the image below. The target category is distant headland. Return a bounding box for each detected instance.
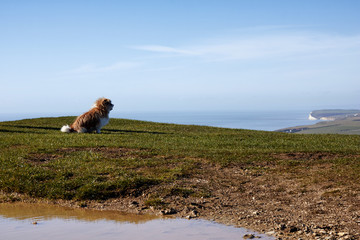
[278,109,360,134]
[308,109,360,121]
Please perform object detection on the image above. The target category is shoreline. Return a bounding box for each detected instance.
[2,158,359,240]
[277,115,360,134]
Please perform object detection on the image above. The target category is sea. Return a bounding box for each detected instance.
[0,110,319,131]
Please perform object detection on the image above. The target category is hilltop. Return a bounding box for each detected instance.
[1,117,359,239]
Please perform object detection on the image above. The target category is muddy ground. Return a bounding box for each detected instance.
[2,152,360,240]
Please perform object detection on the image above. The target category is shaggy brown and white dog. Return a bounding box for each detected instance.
[61,98,114,133]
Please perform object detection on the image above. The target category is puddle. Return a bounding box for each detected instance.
[0,202,274,240]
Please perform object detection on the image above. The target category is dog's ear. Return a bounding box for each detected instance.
[94,97,104,107]
[102,98,108,106]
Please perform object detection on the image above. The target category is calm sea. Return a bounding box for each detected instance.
[0,110,318,131]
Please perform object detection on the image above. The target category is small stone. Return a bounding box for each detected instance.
[243,234,255,239]
[324,237,335,240]
[160,208,177,215]
[187,210,198,218]
[338,232,348,237]
[278,224,286,230]
[130,201,139,206]
[252,211,260,215]
[79,202,87,208]
[265,231,276,236]
[289,226,299,233]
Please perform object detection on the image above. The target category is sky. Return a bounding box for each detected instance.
[1,0,360,115]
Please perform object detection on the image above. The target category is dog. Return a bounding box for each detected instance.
[61,97,114,133]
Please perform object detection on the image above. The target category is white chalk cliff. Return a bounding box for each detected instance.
[308,112,318,120]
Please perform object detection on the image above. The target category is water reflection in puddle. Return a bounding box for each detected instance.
[0,203,274,240]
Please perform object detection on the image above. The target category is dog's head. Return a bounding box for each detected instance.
[94,98,114,112]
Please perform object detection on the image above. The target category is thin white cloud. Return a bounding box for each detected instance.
[132,45,198,56]
[67,61,141,74]
[133,32,360,62]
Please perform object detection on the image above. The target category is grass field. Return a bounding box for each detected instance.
[1,116,359,201]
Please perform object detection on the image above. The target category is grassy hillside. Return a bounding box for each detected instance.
[1,117,360,201]
[278,116,360,135]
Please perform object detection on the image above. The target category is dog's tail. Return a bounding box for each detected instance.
[61,125,74,133]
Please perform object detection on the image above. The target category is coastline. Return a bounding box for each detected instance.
[308,112,337,121]
[278,115,360,134]
[279,109,360,134]
[308,112,318,121]
[2,154,359,240]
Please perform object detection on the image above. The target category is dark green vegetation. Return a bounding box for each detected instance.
[278,116,360,134]
[1,117,359,201]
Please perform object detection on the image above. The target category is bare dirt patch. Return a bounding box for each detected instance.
[95,161,360,239]
[26,153,61,164]
[57,147,149,158]
[10,149,360,239]
[271,152,359,161]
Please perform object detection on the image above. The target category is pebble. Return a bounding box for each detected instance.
[265,230,276,236]
[338,232,349,237]
[130,201,139,206]
[160,208,177,215]
[278,224,286,230]
[289,226,299,233]
[252,211,260,216]
[243,234,255,239]
[186,210,199,219]
[324,237,336,240]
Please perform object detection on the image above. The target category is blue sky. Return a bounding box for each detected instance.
[1,0,359,114]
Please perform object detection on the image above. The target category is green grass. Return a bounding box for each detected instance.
[1,116,359,200]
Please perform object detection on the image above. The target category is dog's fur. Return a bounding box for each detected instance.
[61,98,114,133]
